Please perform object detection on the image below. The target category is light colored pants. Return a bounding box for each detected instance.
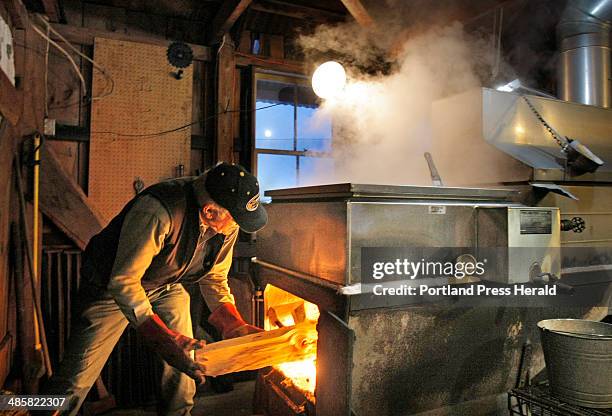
[45,283,196,416]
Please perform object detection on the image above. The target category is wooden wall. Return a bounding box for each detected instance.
[0,0,49,390]
[47,1,214,189]
[0,0,310,393]
[88,38,194,222]
[0,0,217,391]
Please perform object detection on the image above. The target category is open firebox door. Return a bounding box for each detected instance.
[195,267,355,416]
[253,285,356,416]
[262,285,320,397]
[194,323,317,377]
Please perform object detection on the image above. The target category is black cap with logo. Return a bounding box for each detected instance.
[205,162,268,233]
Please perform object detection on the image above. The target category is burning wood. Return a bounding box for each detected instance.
[262,285,321,395]
[195,323,317,377]
[268,301,307,327]
[276,358,317,395]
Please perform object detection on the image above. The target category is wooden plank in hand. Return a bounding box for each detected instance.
[195,323,317,377]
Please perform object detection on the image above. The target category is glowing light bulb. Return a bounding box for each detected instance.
[496,79,521,92]
[311,61,346,99]
[264,129,272,138]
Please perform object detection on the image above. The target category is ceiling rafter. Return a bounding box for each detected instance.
[210,0,254,44]
[250,0,346,23]
[40,0,62,22]
[339,0,375,27]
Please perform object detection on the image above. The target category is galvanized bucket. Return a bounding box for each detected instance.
[538,319,612,408]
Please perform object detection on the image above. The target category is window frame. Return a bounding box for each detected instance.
[251,69,332,186]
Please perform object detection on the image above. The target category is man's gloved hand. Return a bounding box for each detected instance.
[137,314,206,384]
[208,303,263,339]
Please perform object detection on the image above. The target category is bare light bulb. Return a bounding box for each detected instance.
[496,79,521,92]
[311,61,346,99]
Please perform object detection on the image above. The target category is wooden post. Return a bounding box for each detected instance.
[0,71,21,126]
[39,144,104,250]
[216,35,236,164]
[19,19,47,136]
[40,0,62,23]
[209,0,253,44]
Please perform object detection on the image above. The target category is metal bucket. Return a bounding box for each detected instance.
[538,319,612,408]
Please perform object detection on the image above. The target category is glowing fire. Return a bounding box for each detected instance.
[265,285,320,396]
[276,358,317,394]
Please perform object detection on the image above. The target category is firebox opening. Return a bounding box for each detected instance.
[264,284,320,399]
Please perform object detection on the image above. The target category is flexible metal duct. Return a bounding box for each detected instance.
[558,0,612,107]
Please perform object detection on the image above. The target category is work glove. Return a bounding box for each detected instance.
[208,303,263,339]
[137,314,206,384]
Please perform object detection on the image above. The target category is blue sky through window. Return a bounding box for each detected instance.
[255,77,333,198]
[255,102,294,151]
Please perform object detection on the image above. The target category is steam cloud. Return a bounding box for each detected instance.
[298,21,501,186]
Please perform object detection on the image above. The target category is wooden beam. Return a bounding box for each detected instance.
[235,51,304,74]
[40,0,61,23]
[215,35,236,163]
[0,70,21,126]
[250,0,346,23]
[39,144,104,250]
[0,334,12,386]
[266,34,284,59]
[195,323,317,376]
[210,0,253,44]
[339,0,375,27]
[4,0,28,29]
[19,23,47,135]
[50,23,211,61]
[0,116,16,388]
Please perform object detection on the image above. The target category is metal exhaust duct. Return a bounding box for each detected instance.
[557,0,612,107]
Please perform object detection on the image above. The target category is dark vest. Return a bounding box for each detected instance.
[82,178,226,291]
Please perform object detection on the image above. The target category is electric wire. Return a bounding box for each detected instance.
[31,23,88,97]
[42,17,115,100]
[12,42,86,111]
[32,28,296,139]
[216,34,233,115]
[91,102,285,140]
[31,15,115,104]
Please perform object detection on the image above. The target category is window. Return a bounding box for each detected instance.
[253,71,333,201]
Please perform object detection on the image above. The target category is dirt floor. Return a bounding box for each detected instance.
[106,380,257,415]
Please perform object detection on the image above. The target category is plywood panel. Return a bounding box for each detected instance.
[89,37,192,222]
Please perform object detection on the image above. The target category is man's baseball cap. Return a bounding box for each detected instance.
[205,163,268,233]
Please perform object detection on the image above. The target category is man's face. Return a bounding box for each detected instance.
[201,203,238,234]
